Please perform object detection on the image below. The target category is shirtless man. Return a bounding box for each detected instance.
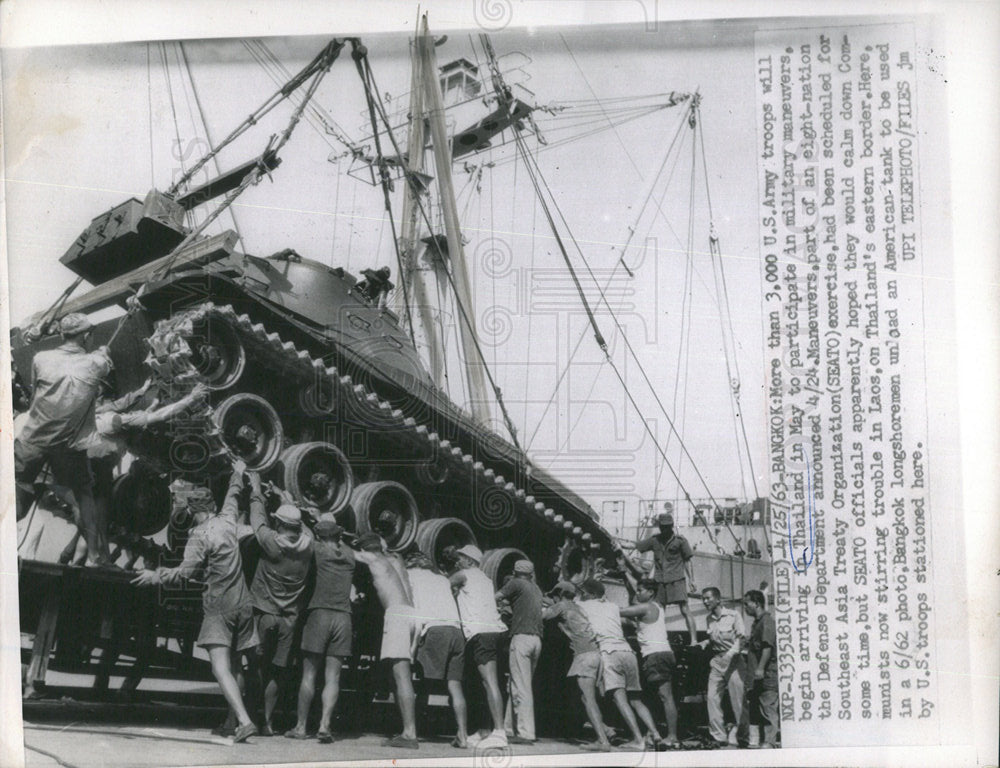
[352,532,419,749]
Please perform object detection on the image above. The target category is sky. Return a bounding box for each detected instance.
[2,21,768,525]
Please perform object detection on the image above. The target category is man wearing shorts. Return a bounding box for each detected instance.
[449,544,509,748]
[634,508,697,645]
[15,313,113,566]
[353,532,419,749]
[620,567,680,747]
[247,475,313,736]
[578,578,667,752]
[542,581,612,751]
[132,460,259,744]
[287,519,354,743]
[406,551,469,748]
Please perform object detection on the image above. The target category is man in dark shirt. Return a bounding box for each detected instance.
[132,461,259,744]
[247,475,314,736]
[286,519,355,743]
[633,508,697,644]
[495,559,543,743]
[743,589,779,748]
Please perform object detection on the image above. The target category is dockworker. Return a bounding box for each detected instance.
[352,532,420,749]
[742,589,778,748]
[246,472,314,737]
[131,460,260,744]
[357,266,394,309]
[57,381,209,566]
[633,506,697,645]
[541,581,613,751]
[405,551,469,748]
[619,565,680,747]
[698,586,748,748]
[496,559,543,744]
[449,544,508,748]
[287,519,355,743]
[14,313,113,566]
[578,578,668,751]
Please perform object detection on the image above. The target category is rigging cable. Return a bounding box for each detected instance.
[559,33,642,178]
[351,41,416,349]
[360,56,525,453]
[697,103,759,500]
[503,80,745,551]
[350,38,527,454]
[167,39,344,196]
[524,101,690,452]
[147,43,155,185]
[178,42,246,249]
[149,42,340,288]
[695,102,767,551]
[650,119,697,493]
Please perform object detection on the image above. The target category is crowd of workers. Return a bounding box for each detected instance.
[130,482,779,751]
[13,312,779,752]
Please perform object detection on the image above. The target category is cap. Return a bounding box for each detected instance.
[513,559,534,575]
[314,519,344,538]
[59,313,94,337]
[455,544,483,564]
[657,512,674,525]
[550,580,577,597]
[356,532,383,551]
[274,504,302,527]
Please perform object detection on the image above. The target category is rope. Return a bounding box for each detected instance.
[351,41,416,348]
[178,42,246,249]
[147,43,155,185]
[697,106,760,503]
[525,103,692,453]
[488,54,744,551]
[559,33,642,178]
[167,39,344,196]
[160,43,188,200]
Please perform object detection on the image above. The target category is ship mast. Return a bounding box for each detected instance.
[397,22,447,388]
[417,16,492,424]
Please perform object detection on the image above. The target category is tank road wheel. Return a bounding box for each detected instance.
[110,467,172,536]
[278,442,354,514]
[213,393,284,472]
[185,315,246,390]
[415,517,478,569]
[481,547,530,590]
[349,481,420,552]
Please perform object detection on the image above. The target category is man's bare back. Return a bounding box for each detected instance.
[355,549,413,609]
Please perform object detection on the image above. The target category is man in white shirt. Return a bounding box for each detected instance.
[449,544,508,748]
[406,551,469,748]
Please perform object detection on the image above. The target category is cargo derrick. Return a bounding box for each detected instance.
[13,35,616,709]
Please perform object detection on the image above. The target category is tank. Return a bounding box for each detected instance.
[11,37,617,714]
[14,222,611,569]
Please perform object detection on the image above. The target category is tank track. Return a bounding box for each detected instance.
[140,302,599,554]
